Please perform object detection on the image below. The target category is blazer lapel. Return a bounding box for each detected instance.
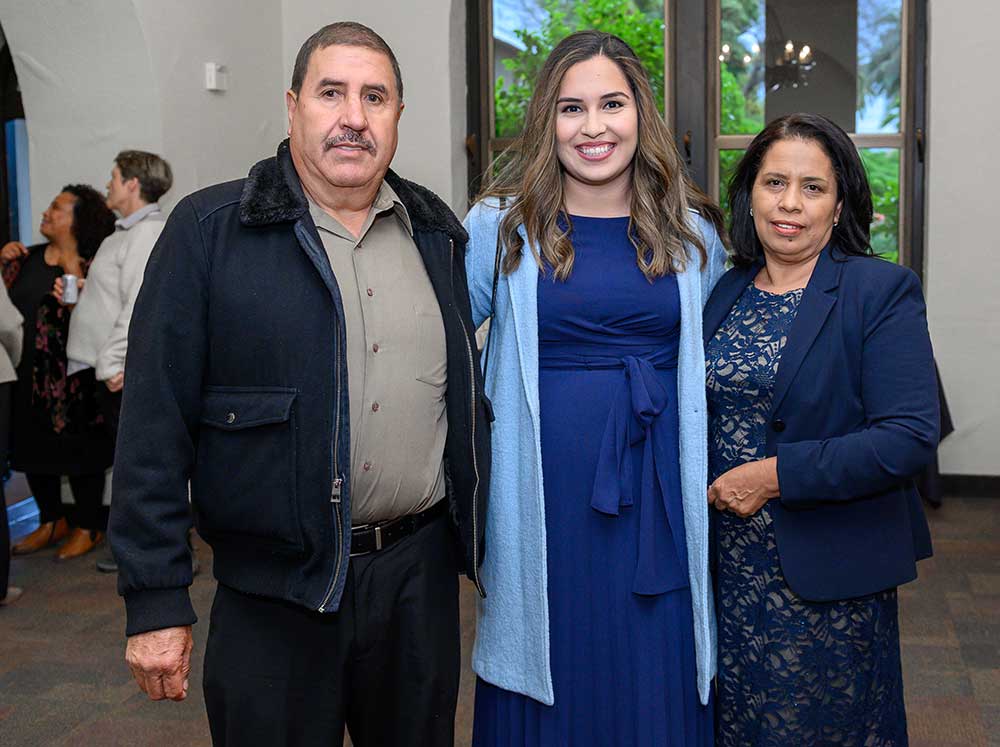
[770,247,842,414]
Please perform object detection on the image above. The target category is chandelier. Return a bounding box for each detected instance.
[766,40,816,91]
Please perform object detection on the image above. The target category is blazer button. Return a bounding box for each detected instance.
[226,412,236,424]
[772,418,786,433]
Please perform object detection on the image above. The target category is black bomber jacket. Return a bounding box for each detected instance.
[109,140,492,635]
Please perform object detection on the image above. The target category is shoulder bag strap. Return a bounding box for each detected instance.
[481,197,506,380]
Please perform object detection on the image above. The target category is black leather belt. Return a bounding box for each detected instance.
[349,499,447,557]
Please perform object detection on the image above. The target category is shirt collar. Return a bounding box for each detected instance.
[115,203,161,230]
[373,181,413,236]
[306,180,413,240]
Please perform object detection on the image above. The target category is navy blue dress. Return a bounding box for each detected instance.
[706,282,907,747]
[473,216,713,746]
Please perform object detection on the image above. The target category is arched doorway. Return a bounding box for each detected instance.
[0,21,26,247]
[0,2,162,240]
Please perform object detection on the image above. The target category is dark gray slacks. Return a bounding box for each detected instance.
[203,511,461,747]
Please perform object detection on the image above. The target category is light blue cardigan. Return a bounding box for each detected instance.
[463,200,727,707]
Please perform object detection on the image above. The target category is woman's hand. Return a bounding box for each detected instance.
[51,276,84,305]
[708,457,780,518]
[105,372,124,393]
[1,241,28,263]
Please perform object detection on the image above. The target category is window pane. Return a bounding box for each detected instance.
[859,147,900,263]
[493,0,666,138]
[857,1,901,133]
[718,149,745,215]
[719,0,765,135]
[718,0,901,135]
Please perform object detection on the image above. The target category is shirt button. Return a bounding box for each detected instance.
[367,288,374,297]
[363,461,371,472]
[371,402,380,413]
[372,343,379,353]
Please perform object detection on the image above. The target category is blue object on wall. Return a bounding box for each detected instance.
[5,118,31,243]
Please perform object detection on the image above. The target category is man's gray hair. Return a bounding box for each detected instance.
[290,22,403,101]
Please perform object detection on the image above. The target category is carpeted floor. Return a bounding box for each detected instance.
[1,496,997,746]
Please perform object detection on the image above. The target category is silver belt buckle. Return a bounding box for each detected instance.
[374,524,383,551]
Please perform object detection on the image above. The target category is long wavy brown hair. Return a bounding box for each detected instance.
[479,30,725,280]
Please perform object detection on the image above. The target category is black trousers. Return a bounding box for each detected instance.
[28,471,107,531]
[96,386,122,445]
[203,511,461,747]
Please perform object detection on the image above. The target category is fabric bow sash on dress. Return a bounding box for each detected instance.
[591,355,689,596]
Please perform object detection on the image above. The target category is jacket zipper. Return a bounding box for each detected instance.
[296,223,346,614]
[449,237,486,598]
[318,293,345,613]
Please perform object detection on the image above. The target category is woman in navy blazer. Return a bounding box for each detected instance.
[703,113,938,746]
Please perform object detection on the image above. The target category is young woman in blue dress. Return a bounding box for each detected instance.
[463,30,728,746]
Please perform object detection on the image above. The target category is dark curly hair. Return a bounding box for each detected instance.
[727,113,875,268]
[62,184,116,260]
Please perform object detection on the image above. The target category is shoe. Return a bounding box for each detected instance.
[55,528,104,561]
[0,586,24,606]
[95,548,118,573]
[12,518,69,555]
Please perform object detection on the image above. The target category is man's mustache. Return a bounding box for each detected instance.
[324,131,376,153]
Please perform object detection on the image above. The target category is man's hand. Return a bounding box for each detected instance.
[708,457,780,518]
[1,241,28,263]
[125,625,194,701]
[106,371,125,392]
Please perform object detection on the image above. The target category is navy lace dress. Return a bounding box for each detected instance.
[705,282,908,747]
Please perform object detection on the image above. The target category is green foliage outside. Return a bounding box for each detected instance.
[720,65,762,136]
[859,149,899,263]
[494,0,664,138]
[719,0,764,135]
[718,149,743,214]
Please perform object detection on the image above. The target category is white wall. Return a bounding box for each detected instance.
[281,0,469,212]
[0,0,468,235]
[0,0,163,240]
[0,0,286,238]
[926,0,1000,475]
[132,0,287,207]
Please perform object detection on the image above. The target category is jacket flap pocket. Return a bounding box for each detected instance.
[201,388,297,430]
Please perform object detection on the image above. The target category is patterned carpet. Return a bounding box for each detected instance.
[1,496,997,746]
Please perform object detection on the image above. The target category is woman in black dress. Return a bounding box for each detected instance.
[4,185,116,560]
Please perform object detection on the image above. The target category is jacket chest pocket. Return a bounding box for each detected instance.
[192,387,303,551]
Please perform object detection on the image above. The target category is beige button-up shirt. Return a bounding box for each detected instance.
[307,182,447,524]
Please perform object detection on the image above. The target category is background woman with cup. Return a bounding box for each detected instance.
[2,185,116,561]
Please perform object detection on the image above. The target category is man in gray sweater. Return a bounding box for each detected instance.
[61,150,172,564]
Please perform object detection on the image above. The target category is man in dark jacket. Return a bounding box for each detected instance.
[109,22,491,747]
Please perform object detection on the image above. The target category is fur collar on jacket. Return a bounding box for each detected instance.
[239,139,467,245]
